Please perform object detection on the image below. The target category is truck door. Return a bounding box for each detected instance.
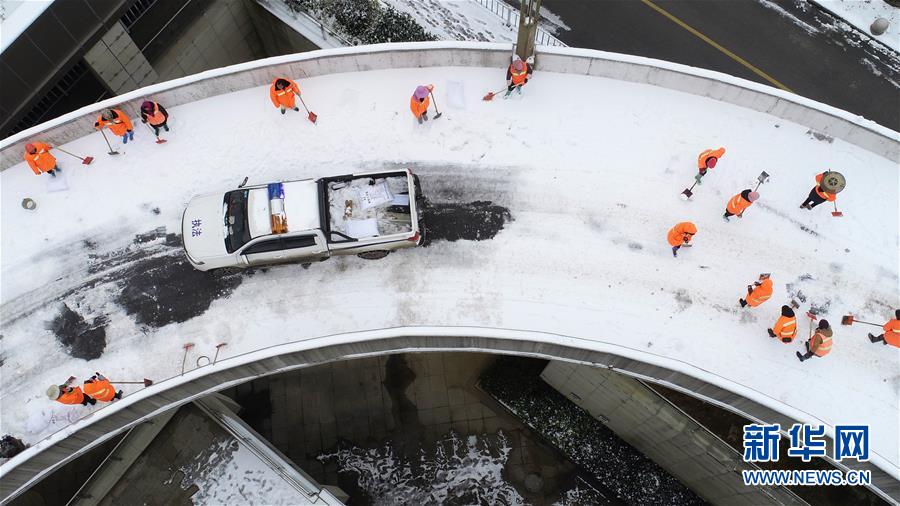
[241,238,285,266]
[282,233,329,262]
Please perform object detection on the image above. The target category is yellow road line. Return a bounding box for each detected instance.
[639,0,795,93]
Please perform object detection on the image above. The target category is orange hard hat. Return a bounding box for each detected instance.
[683,222,697,234]
[25,143,36,154]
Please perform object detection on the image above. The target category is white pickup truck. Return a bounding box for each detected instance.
[181,169,425,272]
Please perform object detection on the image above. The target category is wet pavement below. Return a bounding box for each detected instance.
[48,303,108,360]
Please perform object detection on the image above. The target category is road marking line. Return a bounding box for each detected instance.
[639,0,795,93]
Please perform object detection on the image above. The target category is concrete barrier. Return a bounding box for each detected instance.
[2,42,897,170]
[1,328,897,504]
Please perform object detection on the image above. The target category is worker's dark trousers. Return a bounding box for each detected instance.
[81,397,96,406]
[800,189,826,208]
[870,333,885,343]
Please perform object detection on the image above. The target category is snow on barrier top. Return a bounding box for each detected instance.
[1,41,898,166]
[0,42,898,503]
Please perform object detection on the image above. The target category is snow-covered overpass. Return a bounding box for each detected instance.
[0,42,897,503]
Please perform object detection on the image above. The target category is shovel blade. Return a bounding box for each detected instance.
[681,188,693,198]
[433,112,443,119]
[841,315,854,325]
[483,92,496,101]
[82,156,94,165]
[108,151,120,156]
[156,138,167,144]
[308,112,318,123]
[143,378,154,387]
[832,211,843,217]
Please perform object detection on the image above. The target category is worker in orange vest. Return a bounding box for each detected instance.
[696,147,725,182]
[723,189,759,221]
[46,377,96,406]
[95,109,134,144]
[505,55,533,98]
[83,372,123,403]
[269,77,301,115]
[797,319,833,361]
[140,100,169,135]
[739,273,772,308]
[868,309,900,348]
[800,171,838,209]
[24,142,61,177]
[410,84,434,124]
[768,305,797,343]
[666,221,696,257]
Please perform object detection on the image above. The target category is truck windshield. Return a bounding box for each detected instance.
[224,190,251,253]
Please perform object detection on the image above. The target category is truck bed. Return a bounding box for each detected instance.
[324,173,413,241]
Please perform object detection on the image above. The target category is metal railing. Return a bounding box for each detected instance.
[473,0,567,47]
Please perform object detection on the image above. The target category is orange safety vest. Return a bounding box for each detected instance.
[811,331,832,357]
[697,147,725,169]
[56,386,85,405]
[270,78,299,109]
[773,315,797,342]
[410,94,430,118]
[83,379,116,402]
[667,222,696,247]
[96,109,133,136]
[145,102,166,125]
[813,173,837,202]
[24,142,56,174]
[883,319,900,348]
[509,62,529,85]
[746,279,772,307]
[726,193,753,216]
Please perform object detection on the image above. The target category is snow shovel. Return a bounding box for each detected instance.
[299,96,317,124]
[114,378,154,386]
[841,315,881,327]
[681,174,703,199]
[53,146,94,165]
[144,123,167,144]
[482,88,507,101]
[180,342,194,375]
[99,129,119,155]
[831,201,843,217]
[213,342,228,364]
[754,171,770,191]
[429,91,443,119]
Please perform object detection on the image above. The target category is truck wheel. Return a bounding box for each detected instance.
[214,267,242,276]
[357,250,391,260]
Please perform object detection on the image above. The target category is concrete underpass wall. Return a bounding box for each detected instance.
[2,42,897,170]
[2,330,896,504]
[540,361,806,506]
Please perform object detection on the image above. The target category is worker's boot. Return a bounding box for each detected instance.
[767,329,776,338]
[163,124,169,131]
[796,351,807,362]
[869,333,883,343]
[280,107,286,115]
[671,247,678,257]
[293,107,299,112]
[723,213,730,222]
[739,299,748,308]
[115,390,123,400]
[417,116,423,124]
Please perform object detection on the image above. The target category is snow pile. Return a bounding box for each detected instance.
[319,431,526,504]
[810,0,900,52]
[0,63,897,483]
[169,438,303,504]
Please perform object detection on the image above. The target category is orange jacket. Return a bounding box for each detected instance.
[726,192,753,216]
[142,102,167,125]
[773,315,797,342]
[697,147,725,169]
[270,78,300,109]
[508,62,530,85]
[96,109,133,136]
[813,172,837,202]
[666,222,696,247]
[83,379,117,402]
[883,319,900,348]
[56,386,85,405]
[809,329,833,357]
[410,94,430,118]
[746,278,773,307]
[24,142,56,175]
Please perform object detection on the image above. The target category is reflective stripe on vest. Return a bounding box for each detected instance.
[780,320,796,337]
[815,334,832,356]
[728,195,743,211]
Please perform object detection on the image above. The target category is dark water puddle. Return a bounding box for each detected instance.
[115,254,242,328]
[48,304,108,360]
[422,201,512,246]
